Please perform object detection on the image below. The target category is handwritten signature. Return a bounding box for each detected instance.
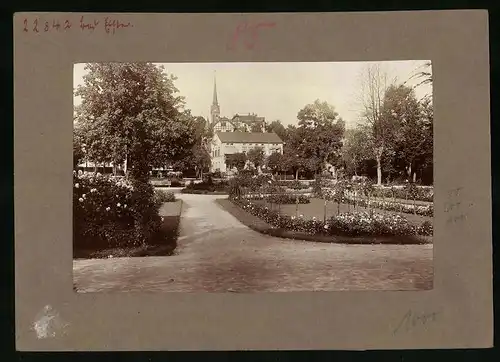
[22,16,133,35]
[227,21,277,50]
[393,309,440,335]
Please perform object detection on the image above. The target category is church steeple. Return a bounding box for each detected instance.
[212,72,218,105]
[210,71,220,124]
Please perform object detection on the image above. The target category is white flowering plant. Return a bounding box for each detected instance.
[232,197,432,238]
[73,170,163,249]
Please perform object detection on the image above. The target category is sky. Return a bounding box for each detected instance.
[73,60,432,129]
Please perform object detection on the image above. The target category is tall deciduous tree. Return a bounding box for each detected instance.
[266,152,284,176]
[358,64,397,185]
[342,127,371,176]
[382,84,423,182]
[293,100,345,175]
[226,152,247,171]
[74,62,195,182]
[297,99,339,128]
[265,120,288,142]
[247,147,265,171]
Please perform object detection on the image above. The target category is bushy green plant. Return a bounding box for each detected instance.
[153,189,176,204]
[73,170,163,250]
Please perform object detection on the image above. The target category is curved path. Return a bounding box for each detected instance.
[73,193,433,292]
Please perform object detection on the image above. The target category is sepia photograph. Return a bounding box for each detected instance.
[72,60,434,293]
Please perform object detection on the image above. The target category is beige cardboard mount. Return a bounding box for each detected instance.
[14,10,492,350]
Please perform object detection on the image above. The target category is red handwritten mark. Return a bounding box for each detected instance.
[33,18,39,33]
[80,16,99,32]
[44,21,49,32]
[227,21,276,50]
[23,19,28,32]
[104,17,133,35]
[63,20,72,30]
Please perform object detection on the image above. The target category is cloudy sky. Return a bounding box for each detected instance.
[73,60,432,129]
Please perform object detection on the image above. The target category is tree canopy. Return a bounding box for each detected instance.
[265,120,288,142]
[74,62,197,181]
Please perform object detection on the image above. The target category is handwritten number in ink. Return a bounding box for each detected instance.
[52,20,61,31]
[44,21,49,32]
[64,20,71,30]
[33,19,39,33]
[23,18,28,32]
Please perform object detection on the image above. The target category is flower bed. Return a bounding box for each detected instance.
[73,170,178,256]
[372,185,433,202]
[276,180,310,190]
[245,193,310,204]
[344,195,434,217]
[231,197,432,238]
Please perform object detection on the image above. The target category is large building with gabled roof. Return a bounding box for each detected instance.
[207,71,283,173]
[210,131,284,173]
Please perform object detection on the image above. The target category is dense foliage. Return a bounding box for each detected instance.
[73,171,176,250]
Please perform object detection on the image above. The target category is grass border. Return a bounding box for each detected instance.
[180,189,228,195]
[216,198,432,245]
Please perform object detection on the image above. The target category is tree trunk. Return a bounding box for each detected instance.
[407,162,412,180]
[295,169,299,180]
[323,199,327,223]
[123,154,128,177]
[412,172,417,183]
[376,154,382,185]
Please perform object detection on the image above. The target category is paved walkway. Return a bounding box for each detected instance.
[73,193,433,292]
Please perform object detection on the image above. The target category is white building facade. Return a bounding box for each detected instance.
[210,131,284,173]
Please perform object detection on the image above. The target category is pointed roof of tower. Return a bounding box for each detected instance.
[212,71,218,105]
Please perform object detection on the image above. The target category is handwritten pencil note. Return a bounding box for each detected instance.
[445,187,473,225]
[22,15,133,35]
[227,21,277,50]
[393,309,440,335]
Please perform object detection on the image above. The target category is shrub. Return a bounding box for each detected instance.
[73,170,163,250]
[183,180,229,192]
[153,189,176,204]
[417,220,433,236]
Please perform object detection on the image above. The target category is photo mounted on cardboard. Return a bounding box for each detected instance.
[72,60,434,293]
[14,11,492,351]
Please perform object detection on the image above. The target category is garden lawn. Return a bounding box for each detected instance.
[253,197,432,226]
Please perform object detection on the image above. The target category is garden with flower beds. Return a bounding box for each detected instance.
[73,170,182,259]
[223,174,433,245]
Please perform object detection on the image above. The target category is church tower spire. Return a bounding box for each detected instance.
[210,70,220,124]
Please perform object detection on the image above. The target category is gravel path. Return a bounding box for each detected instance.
[73,194,433,292]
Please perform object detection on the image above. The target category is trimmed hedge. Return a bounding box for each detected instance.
[181,180,229,193]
